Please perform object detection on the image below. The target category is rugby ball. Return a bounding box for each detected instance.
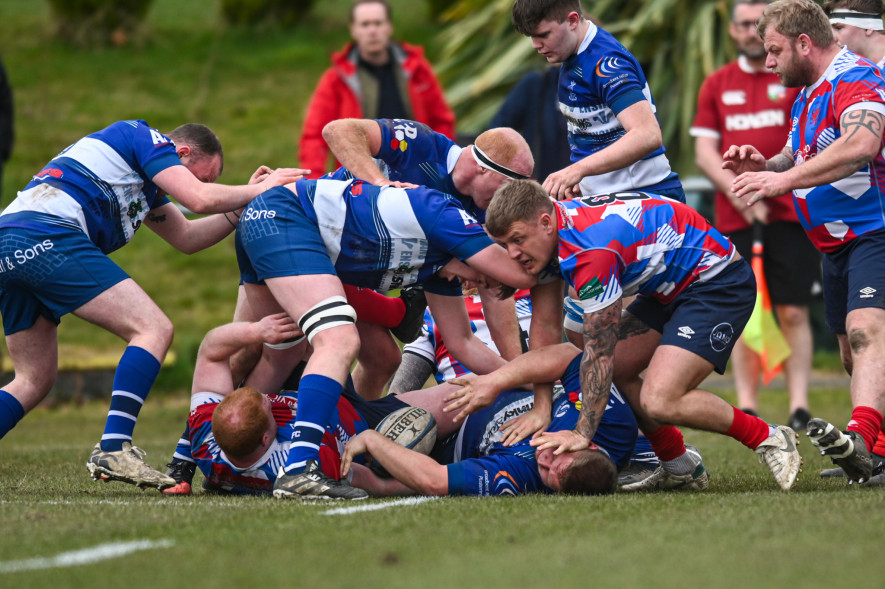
[375,406,437,456]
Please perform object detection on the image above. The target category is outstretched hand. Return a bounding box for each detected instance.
[257,167,311,189]
[257,312,302,345]
[530,429,591,455]
[721,144,766,176]
[443,374,501,424]
[499,406,551,446]
[731,170,791,206]
[542,165,583,200]
[340,430,376,478]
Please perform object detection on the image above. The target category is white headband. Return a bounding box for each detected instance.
[829,9,884,31]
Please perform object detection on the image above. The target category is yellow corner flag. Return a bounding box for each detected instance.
[742,223,791,385]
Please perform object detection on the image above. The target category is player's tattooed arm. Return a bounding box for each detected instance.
[766,151,794,173]
[841,109,885,143]
[618,309,650,340]
[575,298,622,441]
[147,211,167,223]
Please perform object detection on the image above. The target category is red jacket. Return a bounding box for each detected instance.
[298,41,455,178]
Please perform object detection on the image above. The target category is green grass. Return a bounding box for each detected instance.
[2,386,884,588]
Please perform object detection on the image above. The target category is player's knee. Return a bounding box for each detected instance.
[774,305,808,329]
[158,316,174,348]
[640,393,671,423]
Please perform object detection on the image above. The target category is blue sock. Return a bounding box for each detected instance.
[283,374,342,475]
[101,346,161,452]
[0,390,25,440]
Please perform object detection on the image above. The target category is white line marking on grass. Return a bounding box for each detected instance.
[321,496,439,515]
[0,539,174,573]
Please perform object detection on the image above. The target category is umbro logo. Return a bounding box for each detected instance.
[860,287,877,299]
[678,326,694,339]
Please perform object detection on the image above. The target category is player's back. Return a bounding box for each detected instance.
[556,193,734,305]
[4,120,176,253]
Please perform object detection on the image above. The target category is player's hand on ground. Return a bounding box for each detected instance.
[542,166,583,200]
[444,375,501,423]
[500,407,551,446]
[257,312,302,344]
[340,430,377,478]
[529,429,590,455]
[732,170,789,205]
[721,144,766,176]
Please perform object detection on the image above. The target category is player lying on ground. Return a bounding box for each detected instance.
[166,315,653,497]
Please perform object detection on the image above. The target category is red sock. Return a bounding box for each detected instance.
[645,426,686,462]
[726,406,770,450]
[872,431,885,457]
[846,406,883,452]
[342,285,405,327]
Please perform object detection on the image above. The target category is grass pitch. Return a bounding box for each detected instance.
[2,387,884,588]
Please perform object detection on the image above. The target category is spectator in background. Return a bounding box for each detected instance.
[490,65,571,181]
[690,0,819,432]
[299,0,455,178]
[0,54,13,201]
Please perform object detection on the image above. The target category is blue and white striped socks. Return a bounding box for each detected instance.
[100,346,161,452]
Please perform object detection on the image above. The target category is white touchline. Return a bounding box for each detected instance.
[0,539,175,574]
[321,496,440,516]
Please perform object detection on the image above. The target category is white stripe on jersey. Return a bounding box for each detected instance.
[311,179,350,265]
[1,185,90,236]
[375,187,427,290]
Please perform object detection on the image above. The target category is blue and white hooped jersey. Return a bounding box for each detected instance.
[446,353,638,496]
[324,118,484,221]
[559,23,679,193]
[789,48,885,253]
[555,193,735,313]
[245,179,493,294]
[0,120,177,253]
[404,289,533,383]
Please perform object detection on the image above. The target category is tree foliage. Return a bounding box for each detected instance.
[434,0,738,170]
[45,0,155,46]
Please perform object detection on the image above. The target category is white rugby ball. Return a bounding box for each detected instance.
[375,406,437,456]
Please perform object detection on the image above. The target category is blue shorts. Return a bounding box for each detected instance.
[235,188,336,284]
[626,259,756,374]
[822,229,885,334]
[0,225,128,335]
[341,384,410,430]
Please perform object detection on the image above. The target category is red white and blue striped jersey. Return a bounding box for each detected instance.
[555,193,735,313]
[403,289,533,383]
[788,48,885,253]
[0,120,176,253]
[187,392,367,495]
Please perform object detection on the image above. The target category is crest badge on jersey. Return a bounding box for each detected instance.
[391,120,419,153]
[767,83,787,102]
